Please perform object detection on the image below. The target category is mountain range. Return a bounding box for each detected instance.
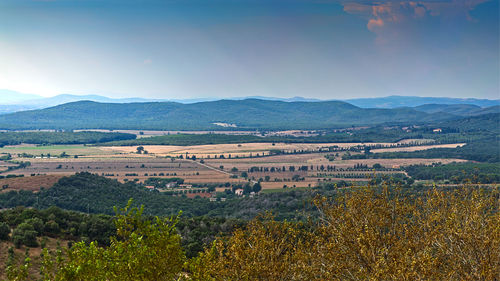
[1,90,498,114]
[0,99,483,131]
[412,104,500,116]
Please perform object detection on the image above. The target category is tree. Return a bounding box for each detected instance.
[187,187,499,280]
[12,223,38,248]
[252,183,262,193]
[243,184,252,194]
[364,146,371,154]
[25,217,44,235]
[136,146,145,154]
[0,222,10,240]
[44,220,60,236]
[42,200,185,280]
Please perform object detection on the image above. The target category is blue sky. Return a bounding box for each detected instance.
[0,0,498,99]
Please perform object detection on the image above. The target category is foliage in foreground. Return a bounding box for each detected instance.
[190,186,499,280]
[6,186,499,281]
[40,200,185,281]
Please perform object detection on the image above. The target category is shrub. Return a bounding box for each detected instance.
[0,222,10,240]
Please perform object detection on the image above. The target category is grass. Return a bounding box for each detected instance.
[0,145,109,156]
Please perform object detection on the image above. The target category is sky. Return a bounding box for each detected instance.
[0,0,498,100]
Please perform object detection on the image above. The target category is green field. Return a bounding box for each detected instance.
[0,144,108,156]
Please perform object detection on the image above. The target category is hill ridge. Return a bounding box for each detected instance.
[0,99,459,130]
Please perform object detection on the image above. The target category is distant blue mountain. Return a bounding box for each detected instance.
[0,93,168,114]
[0,89,43,104]
[1,90,499,115]
[412,104,500,116]
[345,95,500,108]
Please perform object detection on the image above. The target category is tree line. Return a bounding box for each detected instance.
[0,131,136,147]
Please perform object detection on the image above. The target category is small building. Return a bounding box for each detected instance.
[179,184,193,189]
[235,189,244,196]
[220,197,227,202]
[433,128,442,133]
[209,197,217,202]
[165,182,177,188]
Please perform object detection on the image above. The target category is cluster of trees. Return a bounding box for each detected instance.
[0,206,115,248]
[143,177,185,188]
[230,182,262,194]
[5,187,498,280]
[0,173,320,220]
[3,161,31,173]
[0,206,245,267]
[246,164,389,174]
[105,124,484,147]
[315,173,395,180]
[404,162,500,184]
[342,139,500,163]
[0,131,136,147]
[104,130,453,148]
[107,134,266,146]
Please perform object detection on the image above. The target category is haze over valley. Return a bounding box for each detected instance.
[0,0,498,280]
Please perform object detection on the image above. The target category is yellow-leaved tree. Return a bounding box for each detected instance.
[187,186,499,281]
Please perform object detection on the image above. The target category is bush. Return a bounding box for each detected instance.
[44,220,60,236]
[0,222,10,240]
[41,200,184,280]
[24,217,43,235]
[12,223,38,248]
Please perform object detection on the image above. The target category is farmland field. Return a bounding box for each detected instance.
[0,144,111,156]
[0,141,470,191]
[99,142,394,158]
[370,143,466,153]
[0,175,64,193]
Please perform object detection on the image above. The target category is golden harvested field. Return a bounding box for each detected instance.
[5,158,243,186]
[99,142,393,158]
[0,161,17,173]
[370,143,466,153]
[205,153,466,170]
[396,139,435,144]
[338,158,467,167]
[0,175,64,193]
[0,142,470,191]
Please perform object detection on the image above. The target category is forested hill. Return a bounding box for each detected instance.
[413,104,500,116]
[0,99,456,130]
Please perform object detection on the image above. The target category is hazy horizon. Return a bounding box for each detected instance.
[2,89,500,102]
[1,0,498,100]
